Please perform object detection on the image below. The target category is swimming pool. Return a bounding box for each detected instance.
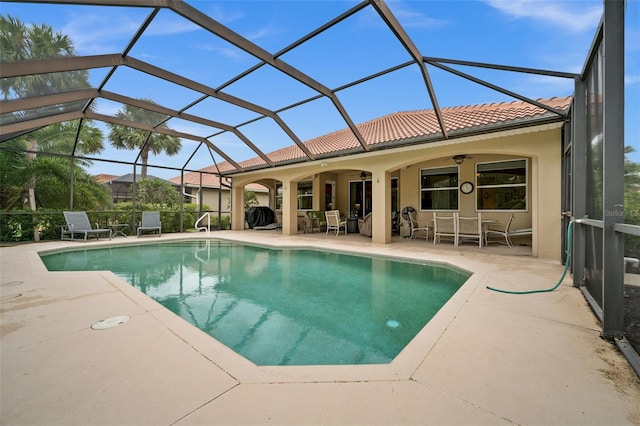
[41,240,470,366]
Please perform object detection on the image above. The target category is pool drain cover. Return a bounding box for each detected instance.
[91,315,130,330]
[386,319,400,328]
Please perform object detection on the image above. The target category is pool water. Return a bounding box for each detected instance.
[41,240,469,366]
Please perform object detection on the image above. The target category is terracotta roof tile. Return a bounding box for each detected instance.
[94,174,119,184]
[196,97,571,174]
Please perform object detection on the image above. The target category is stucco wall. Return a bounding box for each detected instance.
[230,123,563,260]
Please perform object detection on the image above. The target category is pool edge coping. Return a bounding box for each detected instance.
[32,234,487,384]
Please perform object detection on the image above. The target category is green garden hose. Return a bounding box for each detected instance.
[487,221,572,294]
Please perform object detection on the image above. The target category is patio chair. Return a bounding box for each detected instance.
[61,211,112,241]
[485,213,531,246]
[433,212,456,245]
[137,211,162,238]
[401,206,430,240]
[325,210,346,236]
[456,212,483,247]
[358,212,373,237]
[304,210,325,233]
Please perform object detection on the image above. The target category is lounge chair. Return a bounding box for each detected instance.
[485,213,532,246]
[61,211,112,241]
[137,211,162,237]
[325,210,346,235]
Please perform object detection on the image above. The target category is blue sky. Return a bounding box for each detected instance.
[2,0,639,178]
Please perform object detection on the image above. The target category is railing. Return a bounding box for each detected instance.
[195,212,211,233]
[194,239,211,262]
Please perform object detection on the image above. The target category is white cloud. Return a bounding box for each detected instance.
[246,24,280,43]
[358,1,450,30]
[389,3,450,29]
[194,44,246,60]
[61,13,141,55]
[626,74,640,85]
[61,11,200,55]
[206,4,245,26]
[144,16,200,37]
[483,0,602,33]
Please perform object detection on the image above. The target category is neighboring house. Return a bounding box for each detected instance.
[168,171,268,211]
[215,96,571,260]
[95,174,179,204]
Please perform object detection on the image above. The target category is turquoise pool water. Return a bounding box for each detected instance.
[41,240,469,366]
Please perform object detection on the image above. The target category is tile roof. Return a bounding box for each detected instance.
[196,96,572,176]
[94,174,119,184]
[168,169,267,192]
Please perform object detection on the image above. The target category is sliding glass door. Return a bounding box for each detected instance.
[349,180,372,218]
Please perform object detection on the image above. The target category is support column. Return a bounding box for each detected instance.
[572,81,587,287]
[230,183,245,230]
[371,170,391,244]
[601,0,625,339]
[281,179,298,236]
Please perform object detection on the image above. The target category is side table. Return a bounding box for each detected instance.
[109,224,129,238]
[347,217,359,234]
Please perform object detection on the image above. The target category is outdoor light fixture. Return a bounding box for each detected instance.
[360,171,368,180]
[453,154,472,165]
[453,155,466,165]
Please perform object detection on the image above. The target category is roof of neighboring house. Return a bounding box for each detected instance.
[94,174,119,184]
[168,171,268,192]
[186,96,572,176]
[108,174,177,185]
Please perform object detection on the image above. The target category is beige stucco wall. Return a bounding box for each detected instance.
[230,123,563,260]
[192,188,269,212]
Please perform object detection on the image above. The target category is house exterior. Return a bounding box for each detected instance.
[216,97,571,260]
[168,172,269,211]
[95,174,180,204]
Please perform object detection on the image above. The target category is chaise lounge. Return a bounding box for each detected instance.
[137,211,162,238]
[61,211,112,241]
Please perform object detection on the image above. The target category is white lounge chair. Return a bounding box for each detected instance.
[137,211,162,237]
[61,211,112,241]
[485,213,532,247]
[325,210,346,236]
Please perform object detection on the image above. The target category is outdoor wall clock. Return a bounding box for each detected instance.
[460,181,474,194]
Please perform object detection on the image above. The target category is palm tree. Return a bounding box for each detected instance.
[1,14,105,239]
[0,124,110,211]
[107,100,182,179]
[1,14,91,99]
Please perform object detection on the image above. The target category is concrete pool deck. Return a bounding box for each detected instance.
[2,231,640,425]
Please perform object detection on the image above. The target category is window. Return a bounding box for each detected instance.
[275,182,283,210]
[297,181,313,210]
[420,166,458,210]
[274,181,314,210]
[476,159,527,211]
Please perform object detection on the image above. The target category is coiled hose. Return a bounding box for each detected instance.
[487,221,572,294]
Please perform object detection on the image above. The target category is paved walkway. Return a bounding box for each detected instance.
[2,231,639,425]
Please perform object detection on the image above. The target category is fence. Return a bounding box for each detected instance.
[0,209,231,243]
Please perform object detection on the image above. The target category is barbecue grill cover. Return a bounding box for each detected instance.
[245,207,276,228]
